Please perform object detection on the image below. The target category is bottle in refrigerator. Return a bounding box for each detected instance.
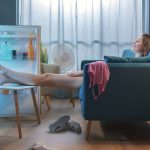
[1,41,12,60]
[27,38,34,60]
[0,42,2,57]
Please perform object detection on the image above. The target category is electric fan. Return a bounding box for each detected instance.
[52,44,75,72]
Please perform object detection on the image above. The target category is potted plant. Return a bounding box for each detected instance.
[40,45,48,64]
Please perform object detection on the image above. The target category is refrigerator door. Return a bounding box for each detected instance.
[0,25,41,116]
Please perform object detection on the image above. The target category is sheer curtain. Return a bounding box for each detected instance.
[19,0,143,70]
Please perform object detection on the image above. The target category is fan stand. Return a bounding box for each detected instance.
[52,44,75,107]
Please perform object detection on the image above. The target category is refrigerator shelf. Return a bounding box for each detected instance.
[0,35,37,39]
[0,59,35,62]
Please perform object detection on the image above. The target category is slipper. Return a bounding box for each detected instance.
[66,121,82,134]
[49,116,70,133]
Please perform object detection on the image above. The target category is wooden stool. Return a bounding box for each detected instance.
[0,85,41,139]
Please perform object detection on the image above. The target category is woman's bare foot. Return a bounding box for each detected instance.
[0,64,37,85]
[0,75,19,85]
[0,75,9,85]
[0,64,6,74]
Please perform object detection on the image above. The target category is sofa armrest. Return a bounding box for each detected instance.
[81,60,100,70]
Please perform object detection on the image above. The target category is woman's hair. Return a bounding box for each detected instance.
[142,34,150,55]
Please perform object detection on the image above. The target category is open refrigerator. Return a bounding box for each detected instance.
[0,25,41,116]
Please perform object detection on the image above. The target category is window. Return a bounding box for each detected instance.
[19,0,143,70]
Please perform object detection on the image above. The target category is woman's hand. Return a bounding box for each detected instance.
[67,71,83,77]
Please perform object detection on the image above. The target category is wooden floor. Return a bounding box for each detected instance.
[0,99,150,150]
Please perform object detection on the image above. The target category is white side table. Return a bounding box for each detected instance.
[0,84,41,139]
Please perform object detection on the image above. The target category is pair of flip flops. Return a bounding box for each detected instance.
[49,116,81,134]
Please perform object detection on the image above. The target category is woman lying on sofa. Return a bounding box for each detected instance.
[0,34,150,89]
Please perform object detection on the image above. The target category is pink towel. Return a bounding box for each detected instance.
[88,61,110,100]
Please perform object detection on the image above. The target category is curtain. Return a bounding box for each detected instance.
[19,0,143,70]
[142,0,150,33]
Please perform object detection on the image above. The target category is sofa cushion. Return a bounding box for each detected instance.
[104,56,150,63]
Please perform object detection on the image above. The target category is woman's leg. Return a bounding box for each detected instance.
[40,73,83,89]
[0,65,83,89]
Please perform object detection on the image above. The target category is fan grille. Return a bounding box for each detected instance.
[52,44,75,71]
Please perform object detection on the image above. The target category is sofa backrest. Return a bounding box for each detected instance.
[82,63,150,121]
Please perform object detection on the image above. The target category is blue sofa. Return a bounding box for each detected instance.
[80,59,150,139]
